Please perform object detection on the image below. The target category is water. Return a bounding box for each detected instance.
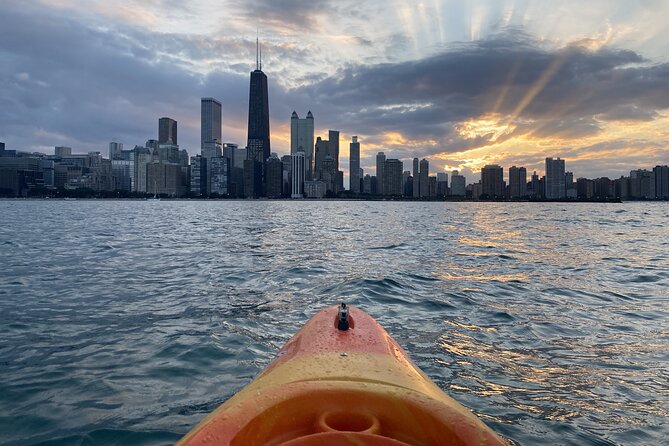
[0,200,667,445]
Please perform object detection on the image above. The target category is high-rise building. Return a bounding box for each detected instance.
[266,153,283,198]
[208,156,229,196]
[109,142,123,160]
[653,165,669,199]
[290,111,314,180]
[112,159,134,191]
[133,146,152,193]
[419,159,429,198]
[450,171,466,196]
[147,162,183,197]
[55,146,72,157]
[383,159,404,196]
[291,151,305,198]
[190,155,207,196]
[247,38,270,194]
[363,174,372,194]
[436,172,448,196]
[329,130,340,171]
[481,164,504,198]
[508,166,527,198]
[314,136,329,179]
[545,157,566,199]
[159,118,177,145]
[376,152,386,195]
[349,136,360,193]
[201,97,222,151]
[281,155,292,197]
[403,171,412,196]
[412,158,419,197]
[222,143,238,166]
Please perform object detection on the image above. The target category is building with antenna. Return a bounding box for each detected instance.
[246,36,271,197]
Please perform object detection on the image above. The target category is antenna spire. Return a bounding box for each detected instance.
[256,30,259,70]
[259,40,262,71]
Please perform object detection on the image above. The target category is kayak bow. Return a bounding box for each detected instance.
[178,304,506,446]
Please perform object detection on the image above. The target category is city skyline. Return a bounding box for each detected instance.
[1,1,669,182]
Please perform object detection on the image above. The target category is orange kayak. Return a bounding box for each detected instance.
[177,304,506,445]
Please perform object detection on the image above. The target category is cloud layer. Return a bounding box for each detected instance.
[1,1,668,182]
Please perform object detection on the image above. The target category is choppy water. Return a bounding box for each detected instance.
[0,200,668,445]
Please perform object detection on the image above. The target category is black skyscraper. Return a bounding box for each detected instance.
[246,39,270,196]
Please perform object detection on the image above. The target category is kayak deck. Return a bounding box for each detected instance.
[177,305,506,446]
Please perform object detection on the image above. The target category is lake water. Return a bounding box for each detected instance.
[0,200,667,445]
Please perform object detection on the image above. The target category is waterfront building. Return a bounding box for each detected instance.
[304,180,326,198]
[481,164,504,198]
[266,153,283,198]
[133,146,152,193]
[376,152,386,195]
[147,162,183,197]
[428,176,437,197]
[450,171,466,196]
[594,177,615,198]
[565,171,577,198]
[653,165,669,199]
[545,157,566,199]
[223,143,238,165]
[383,159,403,196]
[201,97,222,151]
[247,39,271,194]
[290,111,314,180]
[55,146,72,157]
[0,156,43,196]
[508,166,527,198]
[291,151,305,198]
[576,178,595,199]
[281,155,292,197]
[111,159,134,191]
[190,155,207,196]
[436,172,448,197]
[363,174,372,194]
[159,117,177,145]
[412,158,419,197]
[470,182,483,199]
[615,176,630,200]
[208,156,229,196]
[243,159,263,198]
[329,130,340,171]
[419,159,429,198]
[349,136,360,193]
[403,171,412,196]
[314,137,329,179]
[109,142,123,160]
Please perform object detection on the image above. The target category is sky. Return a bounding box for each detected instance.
[1,0,669,182]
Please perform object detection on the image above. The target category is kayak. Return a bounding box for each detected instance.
[177,304,506,445]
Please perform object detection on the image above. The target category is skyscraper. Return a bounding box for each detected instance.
[201,98,222,151]
[109,142,123,160]
[291,111,314,180]
[412,158,419,197]
[291,151,305,198]
[481,165,504,198]
[247,38,270,194]
[383,159,404,196]
[508,166,527,198]
[266,153,283,198]
[376,152,386,195]
[419,159,429,198]
[159,117,177,145]
[653,165,669,199]
[329,130,340,171]
[545,157,566,199]
[450,171,466,196]
[349,136,360,193]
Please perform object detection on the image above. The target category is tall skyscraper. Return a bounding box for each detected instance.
[481,164,504,198]
[508,166,527,198]
[419,159,429,198]
[291,151,305,198]
[412,158,419,197]
[376,152,386,195]
[349,136,360,193]
[201,98,222,151]
[159,118,177,145]
[653,165,669,199]
[329,130,340,171]
[545,157,566,199]
[247,37,271,194]
[290,111,314,180]
[383,159,404,195]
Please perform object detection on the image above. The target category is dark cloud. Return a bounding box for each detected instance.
[1,2,668,179]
